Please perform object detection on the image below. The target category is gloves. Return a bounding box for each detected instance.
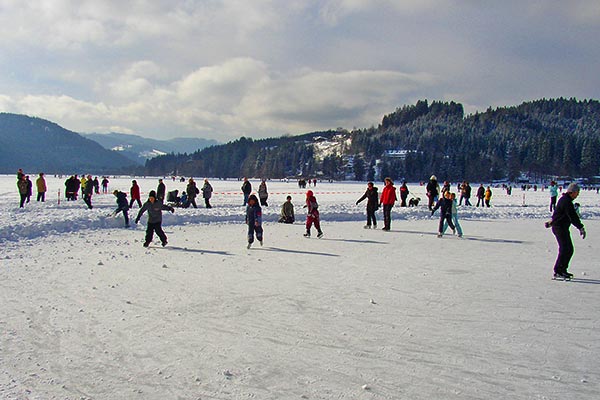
[355,201,359,205]
[170,208,175,213]
[135,218,140,224]
[544,220,552,228]
[580,227,586,239]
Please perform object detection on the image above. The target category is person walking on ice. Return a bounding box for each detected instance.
[303,190,323,238]
[379,177,397,231]
[546,183,586,280]
[356,181,379,229]
[135,190,175,247]
[245,194,263,249]
[442,192,463,237]
[431,190,456,238]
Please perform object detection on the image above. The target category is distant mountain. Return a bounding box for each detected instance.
[0,113,136,174]
[84,132,219,165]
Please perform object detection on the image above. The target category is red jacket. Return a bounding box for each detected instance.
[380,185,397,205]
[130,184,141,200]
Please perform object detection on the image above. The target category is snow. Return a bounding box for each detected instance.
[1,175,599,399]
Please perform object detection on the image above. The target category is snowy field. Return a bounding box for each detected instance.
[1,174,599,399]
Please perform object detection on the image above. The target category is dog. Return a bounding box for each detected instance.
[408,197,421,207]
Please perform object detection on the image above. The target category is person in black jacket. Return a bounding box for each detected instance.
[156,179,166,202]
[547,183,586,279]
[113,190,130,227]
[135,190,175,247]
[426,175,440,211]
[245,194,263,249]
[356,182,379,229]
[431,191,455,238]
[476,184,485,207]
[186,178,199,208]
[241,177,252,206]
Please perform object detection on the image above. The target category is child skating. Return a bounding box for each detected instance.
[135,190,175,247]
[246,194,263,249]
[303,190,323,238]
[431,191,455,238]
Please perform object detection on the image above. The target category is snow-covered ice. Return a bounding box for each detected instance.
[1,175,599,399]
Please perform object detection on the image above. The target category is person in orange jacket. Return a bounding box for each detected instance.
[379,177,397,231]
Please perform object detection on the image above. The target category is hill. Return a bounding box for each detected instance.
[144,98,600,182]
[0,113,135,174]
[84,132,219,165]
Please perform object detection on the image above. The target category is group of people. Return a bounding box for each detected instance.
[16,169,47,208]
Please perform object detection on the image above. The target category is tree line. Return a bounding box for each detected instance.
[144,98,600,182]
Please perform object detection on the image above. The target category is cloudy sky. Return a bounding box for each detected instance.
[1,0,599,141]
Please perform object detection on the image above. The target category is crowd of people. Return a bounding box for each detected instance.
[14,170,589,278]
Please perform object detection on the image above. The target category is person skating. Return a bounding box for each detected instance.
[135,190,175,247]
[129,180,142,208]
[258,179,269,206]
[24,175,33,203]
[460,181,472,206]
[241,178,252,206]
[379,178,397,231]
[278,195,295,223]
[442,192,463,237]
[426,175,440,211]
[431,191,456,238]
[186,178,199,208]
[546,183,585,280]
[549,181,558,212]
[245,194,263,249]
[484,186,492,207]
[202,179,213,208]
[101,177,109,194]
[17,175,28,208]
[93,177,100,195]
[113,190,130,227]
[303,190,323,238]
[476,184,485,207]
[157,179,166,202]
[356,181,379,228]
[36,173,47,202]
[83,174,94,209]
[399,181,409,207]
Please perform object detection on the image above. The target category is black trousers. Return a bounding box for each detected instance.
[366,206,377,226]
[204,198,212,208]
[552,226,574,274]
[146,222,167,244]
[382,204,393,229]
[19,194,27,208]
[83,194,93,209]
[37,192,45,202]
[129,198,142,208]
[438,213,455,233]
[550,196,557,212]
[247,224,263,243]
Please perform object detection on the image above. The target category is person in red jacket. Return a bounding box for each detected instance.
[303,190,323,238]
[379,177,397,231]
[129,180,142,208]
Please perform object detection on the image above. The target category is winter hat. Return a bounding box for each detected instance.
[566,183,580,193]
[148,190,157,198]
[430,175,437,181]
[306,190,314,197]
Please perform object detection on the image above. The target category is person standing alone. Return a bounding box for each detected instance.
[549,181,558,212]
[129,180,142,208]
[547,183,586,280]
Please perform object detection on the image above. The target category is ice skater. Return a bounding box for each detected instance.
[546,183,586,280]
[303,190,323,238]
[431,191,455,238]
[356,181,379,229]
[442,192,463,237]
[113,190,130,227]
[246,194,263,248]
[135,190,175,247]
